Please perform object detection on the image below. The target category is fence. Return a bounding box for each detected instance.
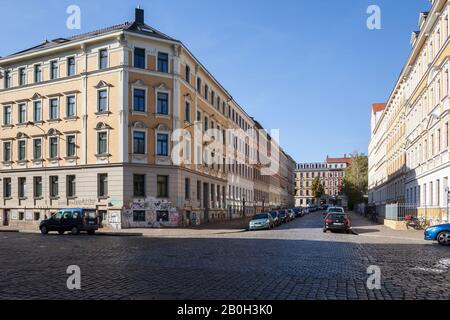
[384,203,449,225]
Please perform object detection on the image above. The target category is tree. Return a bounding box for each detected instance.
[342,153,368,209]
[311,176,324,204]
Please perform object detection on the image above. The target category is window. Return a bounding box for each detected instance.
[19,68,26,86]
[157,175,169,198]
[33,101,42,122]
[133,131,146,155]
[133,174,146,197]
[18,104,27,124]
[98,174,108,197]
[133,89,146,112]
[33,139,42,160]
[66,96,76,117]
[446,122,449,148]
[50,61,58,80]
[157,133,169,156]
[157,92,169,115]
[49,137,58,159]
[185,178,190,200]
[18,140,26,161]
[197,77,202,93]
[204,84,209,100]
[50,176,59,198]
[66,135,76,157]
[204,116,208,132]
[97,90,108,113]
[49,98,59,120]
[185,101,191,123]
[3,106,12,125]
[3,142,11,162]
[67,175,76,198]
[18,177,26,198]
[157,52,169,73]
[97,132,108,155]
[34,65,42,83]
[3,178,11,198]
[197,181,201,201]
[33,177,42,198]
[4,70,11,88]
[157,211,169,222]
[134,47,146,69]
[99,49,108,69]
[67,57,76,76]
[185,65,190,83]
[133,210,146,222]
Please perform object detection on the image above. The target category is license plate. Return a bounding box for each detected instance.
[334,223,343,225]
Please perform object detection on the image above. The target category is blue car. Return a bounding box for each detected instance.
[424,224,450,246]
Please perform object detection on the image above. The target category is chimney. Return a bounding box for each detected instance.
[135,7,144,24]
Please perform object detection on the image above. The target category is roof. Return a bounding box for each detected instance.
[4,21,179,59]
[326,157,352,164]
[372,103,386,113]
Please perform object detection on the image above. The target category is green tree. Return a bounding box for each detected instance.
[311,176,324,204]
[342,153,368,209]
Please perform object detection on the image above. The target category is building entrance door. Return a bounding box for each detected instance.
[3,210,10,226]
[203,183,209,223]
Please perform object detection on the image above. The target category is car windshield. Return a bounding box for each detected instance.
[328,208,344,213]
[326,213,345,220]
[254,214,268,220]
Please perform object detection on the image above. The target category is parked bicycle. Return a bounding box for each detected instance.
[405,216,428,230]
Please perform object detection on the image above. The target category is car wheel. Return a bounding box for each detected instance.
[437,232,450,246]
[40,226,48,235]
[71,227,80,235]
[58,230,65,235]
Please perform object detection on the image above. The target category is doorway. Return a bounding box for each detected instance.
[3,210,10,226]
[203,183,209,223]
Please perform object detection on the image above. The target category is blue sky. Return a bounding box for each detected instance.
[0,0,431,163]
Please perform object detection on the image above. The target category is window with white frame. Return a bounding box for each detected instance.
[97,89,108,113]
[18,140,26,161]
[66,95,76,118]
[133,131,146,155]
[3,141,12,162]
[3,105,12,125]
[33,101,42,122]
[49,98,59,120]
[97,131,108,155]
[18,103,27,124]
[156,92,169,115]
[133,88,146,113]
[49,136,58,159]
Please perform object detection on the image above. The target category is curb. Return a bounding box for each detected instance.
[0,229,20,233]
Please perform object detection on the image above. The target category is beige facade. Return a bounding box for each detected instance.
[295,156,352,207]
[369,0,450,222]
[0,9,295,229]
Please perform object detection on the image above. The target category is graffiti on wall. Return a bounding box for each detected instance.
[122,197,180,228]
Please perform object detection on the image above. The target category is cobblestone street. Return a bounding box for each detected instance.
[0,212,449,300]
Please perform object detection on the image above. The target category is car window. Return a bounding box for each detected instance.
[52,212,64,220]
[84,210,97,219]
[72,211,81,219]
[63,211,72,219]
[254,214,268,220]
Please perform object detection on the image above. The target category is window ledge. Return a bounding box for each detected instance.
[64,116,78,121]
[34,197,44,201]
[95,153,111,158]
[2,161,13,165]
[32,158,44,162]
[1,125,14,129]
[47,118,62,123]
[47,157,61,162]
[67,196,78,200]
[18,197,28,201]
[31,121,44,125]
[16,123,28,128]
[50,197,60,200]
[155,113,171,118]
[17,160,29,164]
[64,156,79,160]
[95,111,111,116]
[131,111,148,116]
[98,196,109,200]
[3,197,12,201]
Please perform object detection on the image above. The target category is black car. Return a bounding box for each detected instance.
[270,211,281,226]
[323,213,352,234]
[278,210,289,223]
[40,208,99,235]
[293,208,303,217]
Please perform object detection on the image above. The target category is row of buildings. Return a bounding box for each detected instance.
[0,8,295,229]
[295,156,352,207]
[369,0,450,222]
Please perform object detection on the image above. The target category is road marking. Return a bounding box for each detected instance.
[412,259,450,274]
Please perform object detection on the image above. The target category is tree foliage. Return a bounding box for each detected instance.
[342,154,368,209]
[311,176,324,202]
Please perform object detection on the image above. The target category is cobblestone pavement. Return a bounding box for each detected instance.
[0,212,449,300]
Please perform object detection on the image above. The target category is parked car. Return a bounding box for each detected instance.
[270,211,281,226]
[293,208,303,217]
[40,208,99,235]
[287,209,296,221]
[323,213,352,234]
[249,213,275,231]
[320,204,329,211]
[278,210,289,223]
[424,224,450,246]
[323,206,345,216]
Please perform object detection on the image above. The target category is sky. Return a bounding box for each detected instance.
[0,0,432,163]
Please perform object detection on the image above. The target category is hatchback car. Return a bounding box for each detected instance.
[287,209,296,221]
[249,213,275,231]
[40,208,99,235]
[323,206,345,216]
[424,224,450,246]
[293,208,303,218]
[323,213,352,233]
[278,210,289,223]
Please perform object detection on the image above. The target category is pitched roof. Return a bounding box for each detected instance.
[5,21,180,58]
[326,157,352,164]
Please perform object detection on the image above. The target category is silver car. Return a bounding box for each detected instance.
[249,213,275,231]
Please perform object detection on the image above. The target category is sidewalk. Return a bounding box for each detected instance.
[349,212,426,242]
[0,217,250,238]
